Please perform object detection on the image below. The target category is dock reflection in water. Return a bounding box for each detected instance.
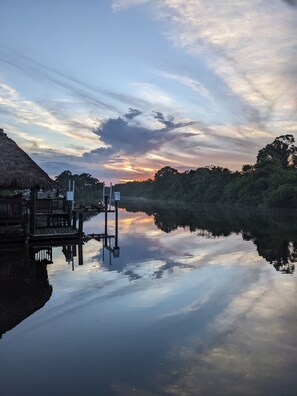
[1,204,297,396]
[0,242,86,338]
[0,223,121,339]
[0,244,52,338]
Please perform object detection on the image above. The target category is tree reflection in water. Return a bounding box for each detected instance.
[121,199,297,274]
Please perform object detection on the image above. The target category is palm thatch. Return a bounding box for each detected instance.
[0,128,56,190]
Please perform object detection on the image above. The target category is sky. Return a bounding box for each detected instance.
[0,0,296,183]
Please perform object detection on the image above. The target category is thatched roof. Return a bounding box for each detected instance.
[0,128,56,190]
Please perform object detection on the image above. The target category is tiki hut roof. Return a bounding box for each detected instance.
[0,128,56,190]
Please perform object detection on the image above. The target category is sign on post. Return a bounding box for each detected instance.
[66,191,74,201]
[114,192,121,202]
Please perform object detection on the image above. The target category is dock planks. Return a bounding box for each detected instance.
[30,227,80,241]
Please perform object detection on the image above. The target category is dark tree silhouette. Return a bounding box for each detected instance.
[55,170,102,200]
[256,134,297,167]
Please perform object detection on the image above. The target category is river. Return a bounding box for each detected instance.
[1,202,297,396]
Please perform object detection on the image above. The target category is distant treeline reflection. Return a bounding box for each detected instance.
[121,199,297,274]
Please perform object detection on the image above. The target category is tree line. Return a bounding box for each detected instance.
[55,170,102,201]
[114,135,297,208]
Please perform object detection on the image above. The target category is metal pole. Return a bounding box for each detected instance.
[115,200,118,248]
[104,195,108,247]
[109,182,112,210]
[102,182,105,203]
[72,180,75,210]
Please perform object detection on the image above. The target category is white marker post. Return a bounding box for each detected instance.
[72,180,75,210]
[114,191,120,253]
[102,182,105,204]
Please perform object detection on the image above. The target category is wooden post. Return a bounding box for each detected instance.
[29,187,36,234]
[23,211,29,240]
[78,212,83,236]
[72,210,77,229]
[78,243,83,265]
[67,201,72,226]
[73,244,77,257]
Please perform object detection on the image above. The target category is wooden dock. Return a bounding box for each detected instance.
[0,192,118,245]
[0,224,25,242]
[29,226,81,241]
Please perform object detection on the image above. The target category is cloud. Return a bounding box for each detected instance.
[30,146,116,180]
[30,137,156,182]
[112,0,149,11]
[124,108,143,120]
[156,70,212,101]
[2,2,296,182]
[162,272,297,396]
[93,109,193,155]
[29,114,270,181]
[0,80,101,155]
[282,0,297,6]
[0,49,186,119]
[0,49,120,113]
[132,82,179,111]
[117,0,297,129]
[158,1,297,119]
[94,116,162,155]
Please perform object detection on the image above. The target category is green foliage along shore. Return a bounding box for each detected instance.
[114,135,297,208]
[55,170,101,201]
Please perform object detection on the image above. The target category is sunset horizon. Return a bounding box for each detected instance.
[1,0,296,183]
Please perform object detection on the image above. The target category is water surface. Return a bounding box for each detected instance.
[1,203,297,396]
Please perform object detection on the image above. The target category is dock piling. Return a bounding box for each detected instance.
[78,213,83,236]
[72,210,77,229]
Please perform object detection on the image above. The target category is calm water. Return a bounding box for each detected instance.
[1,202,297,396]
